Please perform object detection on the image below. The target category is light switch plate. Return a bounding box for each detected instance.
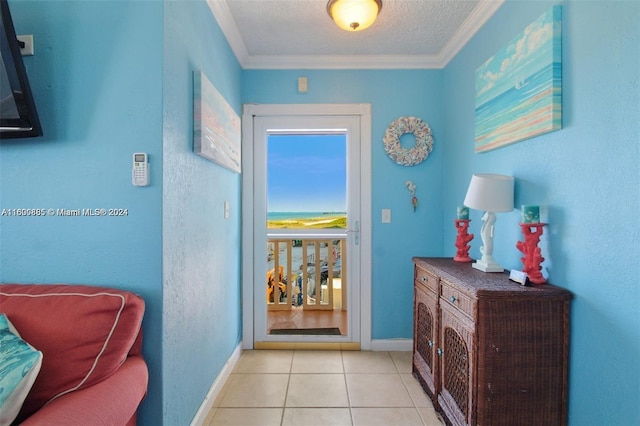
[297,77,308,93]
[17,35,34,56]
[381,209,391,223]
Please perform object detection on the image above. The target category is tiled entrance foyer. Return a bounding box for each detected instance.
[204,350,444,426]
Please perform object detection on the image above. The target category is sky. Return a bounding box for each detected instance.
[267,134,346,212]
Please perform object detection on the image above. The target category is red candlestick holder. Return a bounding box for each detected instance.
[516,223,547,284]
[454,219,473,262]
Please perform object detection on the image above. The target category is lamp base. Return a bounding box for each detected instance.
[472,259,504,273]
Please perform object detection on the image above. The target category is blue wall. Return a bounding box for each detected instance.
[0,1,164,424]
[163,1,242,425]
[442,1,640,424]
[243,69,445,338]
[0,1,242,425]
[2,0,638,425]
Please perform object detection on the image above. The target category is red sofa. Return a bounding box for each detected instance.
[0,284,148,425]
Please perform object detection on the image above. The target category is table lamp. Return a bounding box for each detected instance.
[463,174,514,272]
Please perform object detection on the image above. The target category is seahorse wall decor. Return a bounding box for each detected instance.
[405,180,418,212]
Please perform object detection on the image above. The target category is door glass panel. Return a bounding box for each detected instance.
[267,134,346,229]
[265,133,348,333]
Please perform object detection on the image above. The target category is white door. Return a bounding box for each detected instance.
[241,104,372,348]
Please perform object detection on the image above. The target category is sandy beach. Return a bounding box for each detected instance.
[267,214,346,229]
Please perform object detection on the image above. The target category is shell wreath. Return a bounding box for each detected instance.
[383,116,434,166]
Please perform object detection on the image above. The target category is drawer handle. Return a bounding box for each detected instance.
[421,276,426,282]
[450,295,457,303]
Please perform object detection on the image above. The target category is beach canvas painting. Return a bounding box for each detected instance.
[193,71,241,172]
[474,6,562,152]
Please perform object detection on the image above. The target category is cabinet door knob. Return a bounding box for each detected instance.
[437,348,443,356]
[450,295,457,303]
[428,340,434,347]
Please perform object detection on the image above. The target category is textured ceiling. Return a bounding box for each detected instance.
[208,0,504,69]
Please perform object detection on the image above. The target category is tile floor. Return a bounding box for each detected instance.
[204,350,444,426]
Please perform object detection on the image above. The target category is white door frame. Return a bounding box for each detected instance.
[241,103,372,350]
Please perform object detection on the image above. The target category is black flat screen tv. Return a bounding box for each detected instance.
[0,0,41,138]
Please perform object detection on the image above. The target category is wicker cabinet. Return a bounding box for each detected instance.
[413,268,439,396]
[412,257,572,426]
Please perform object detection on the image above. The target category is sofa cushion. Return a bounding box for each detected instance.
[0,284,144,420]
[0,314,43,426]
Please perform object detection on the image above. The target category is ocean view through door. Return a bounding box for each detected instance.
[248,108,369,348]
[266,133,348,337]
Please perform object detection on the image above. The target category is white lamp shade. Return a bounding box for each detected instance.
[463,174,514,213]
[327,0,382,31]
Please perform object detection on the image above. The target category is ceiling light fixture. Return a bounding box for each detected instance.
[327,0,382,32]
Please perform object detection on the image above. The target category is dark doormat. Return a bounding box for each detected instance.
[269,327,342,335]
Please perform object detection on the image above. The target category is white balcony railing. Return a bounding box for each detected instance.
[267,237,346,311]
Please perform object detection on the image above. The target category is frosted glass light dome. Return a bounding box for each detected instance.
[327,0,382,31]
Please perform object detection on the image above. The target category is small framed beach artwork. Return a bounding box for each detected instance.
[193,71,241,173]
[474,6,562,153]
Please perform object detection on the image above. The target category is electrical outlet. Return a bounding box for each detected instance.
[17,35,34,56]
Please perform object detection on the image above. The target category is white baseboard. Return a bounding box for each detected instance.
[370,338,413,351]
[190,343,242,426]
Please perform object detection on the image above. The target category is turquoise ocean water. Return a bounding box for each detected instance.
[474,62,561,151]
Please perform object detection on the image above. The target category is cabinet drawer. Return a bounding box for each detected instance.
[440,280,475,319]
[415,266,439,294]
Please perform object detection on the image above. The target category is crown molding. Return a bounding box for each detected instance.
[242,54,445,70]
[438,0,506,66]
[208,0,505,70]
[206,0,250,65]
